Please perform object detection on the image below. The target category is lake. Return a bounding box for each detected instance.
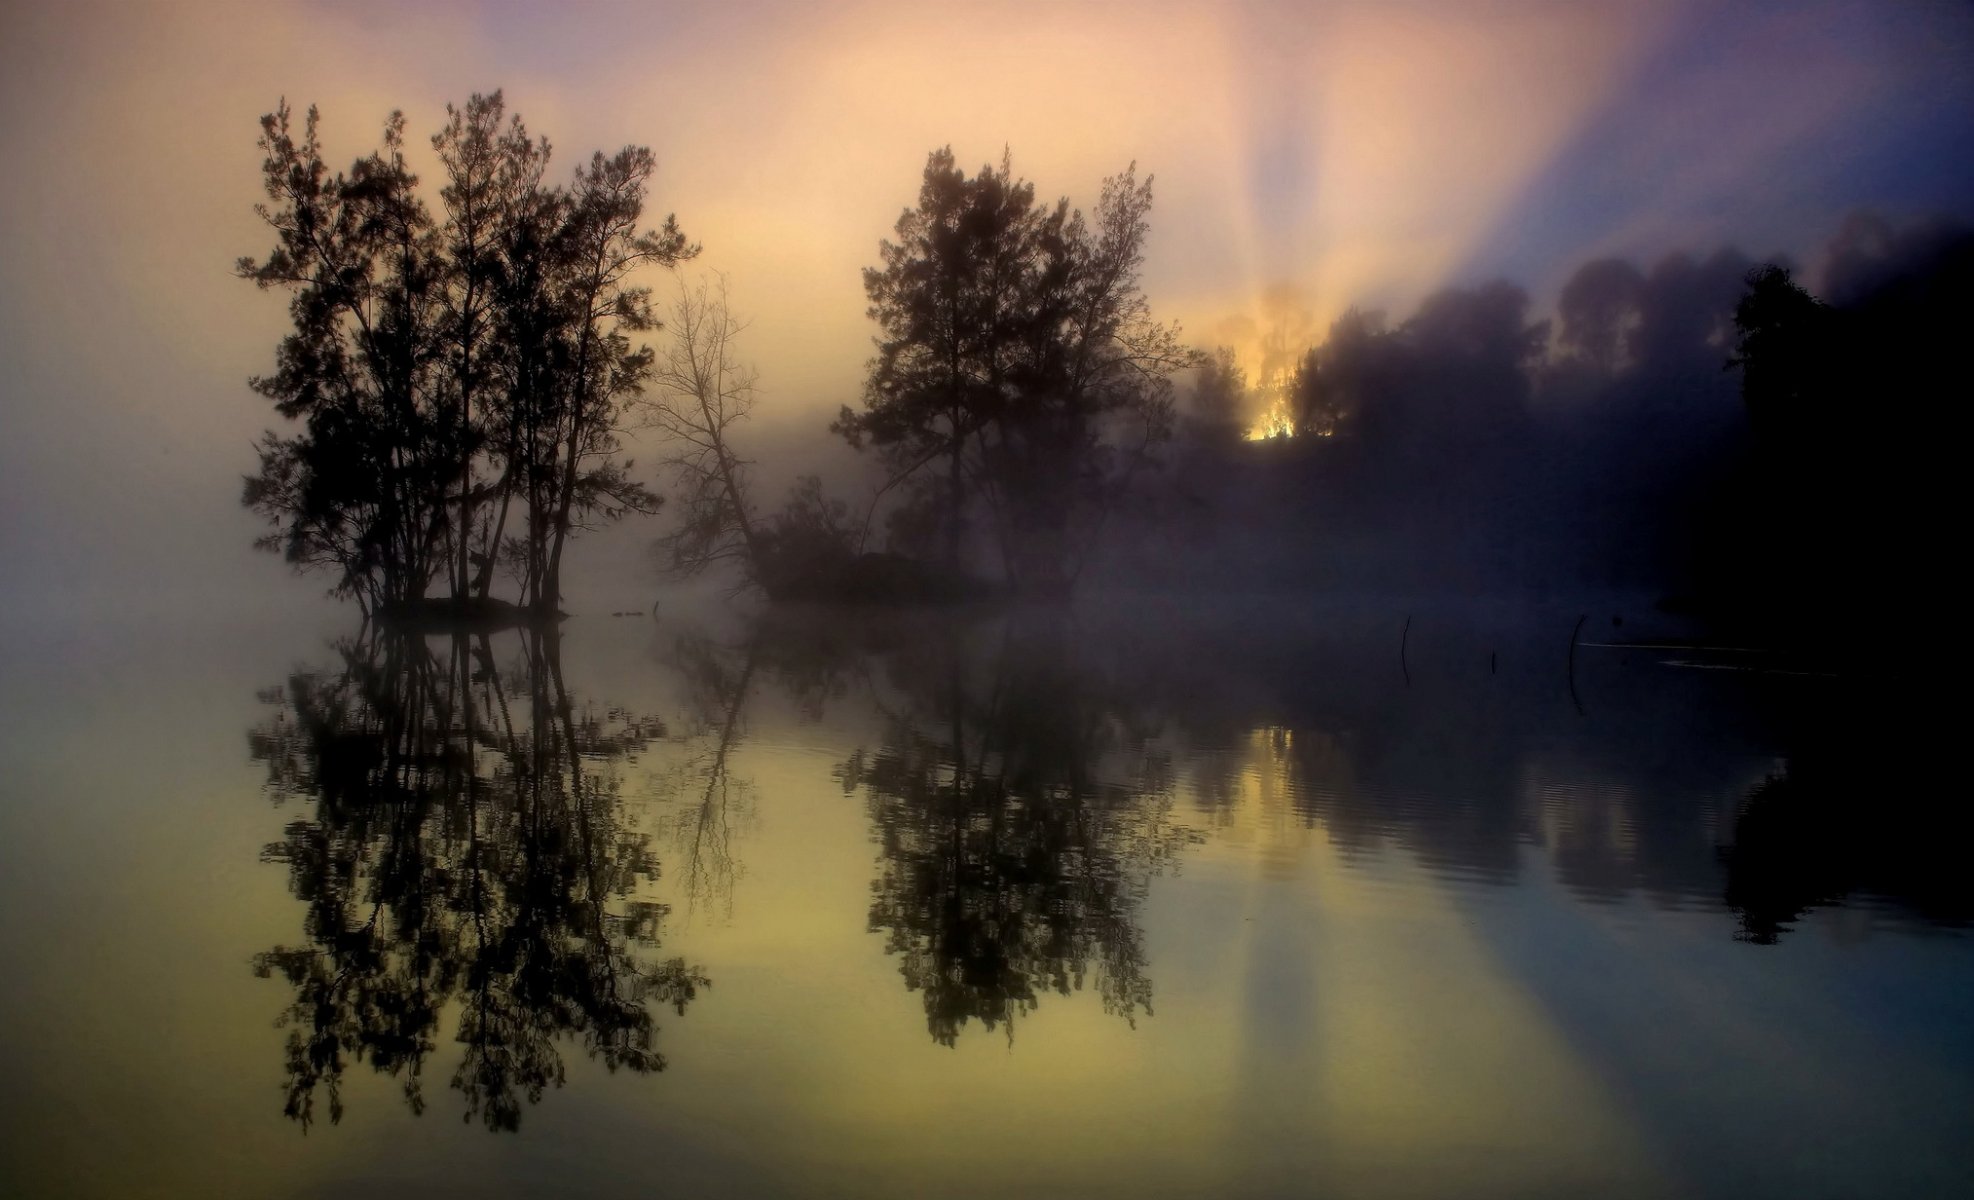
[1,595,1968,1199]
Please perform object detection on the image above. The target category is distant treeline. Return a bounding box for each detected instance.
[1135,212,1970,654]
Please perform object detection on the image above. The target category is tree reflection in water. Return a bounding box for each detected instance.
[247,628,705,1131]
[237,605,1968,1121]
[812,611,1198,1046]
[1721,705,1971,944]
[654,630,763,915]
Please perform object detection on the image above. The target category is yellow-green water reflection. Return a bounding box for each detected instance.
[1,600,1968,1199]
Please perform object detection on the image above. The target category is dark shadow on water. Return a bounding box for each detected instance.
[247,626,705,1132]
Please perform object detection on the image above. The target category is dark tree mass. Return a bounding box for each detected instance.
[1127,221,1968,668]
[835,149,1200,597]
[240,93,694,620]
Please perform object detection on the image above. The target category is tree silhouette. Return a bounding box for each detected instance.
[240,93,694,618]
[644,275,766,584]
[1729,265,1837,444]
[837,149,1197,593]
[1722,218,1971,645]
[238,102,452,614]
[1556,257,1646,374]
[1286,306,1391,438]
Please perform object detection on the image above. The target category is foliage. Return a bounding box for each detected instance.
[240,93,694,615]
[1183,347,1249,444]
[237,102,450,613]
[1728,264,1838,442]
[751,475,858,599]
[835,148,1200,593]
[1720,223,1971,642]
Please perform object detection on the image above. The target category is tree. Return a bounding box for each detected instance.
[837,148,1038,569]
[644,275,764,581]
[837,148,1197,593]
[985,163,1197,594]
[240,101,451,616]
[241,94,695,618]
[1351,281,1546,456]
[1631,248,1754,376]
[1728,264,1836,441]
[1556,257,1645,373]
[1286,307,1391,437]
[1183,347,1249,445]
[1720,222,1971,646]
[530,146,695,611]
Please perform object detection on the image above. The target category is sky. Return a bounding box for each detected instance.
[2,0,1971,614]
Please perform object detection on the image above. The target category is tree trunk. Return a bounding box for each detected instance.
[945,419,964,570]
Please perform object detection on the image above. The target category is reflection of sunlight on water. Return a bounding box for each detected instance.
[1203,723,1362,880]
[1194,714,1780,915]
[1178,726,1663,1191]
[1529,775,1643,876]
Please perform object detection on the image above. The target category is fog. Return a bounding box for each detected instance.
[1,1,1970,621]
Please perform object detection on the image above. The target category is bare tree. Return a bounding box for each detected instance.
[643,274,764,580]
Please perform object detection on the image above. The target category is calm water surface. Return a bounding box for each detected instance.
[1,597,1968,1199]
